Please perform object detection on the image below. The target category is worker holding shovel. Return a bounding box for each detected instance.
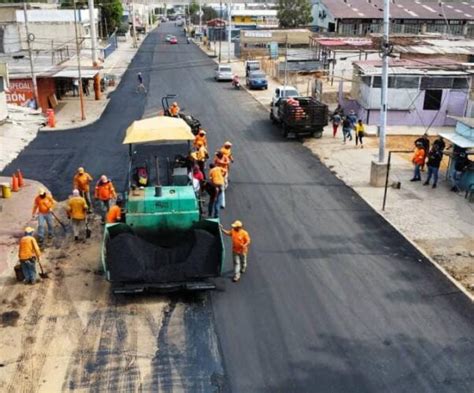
[18,227,41,284]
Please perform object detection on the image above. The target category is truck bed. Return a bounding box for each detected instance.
[278,97,328,133]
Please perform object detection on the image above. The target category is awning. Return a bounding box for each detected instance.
[53,69,99,78]
[123,116,194,145]
[439,132,474,149]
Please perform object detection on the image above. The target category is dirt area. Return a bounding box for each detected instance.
[0,204,168,392]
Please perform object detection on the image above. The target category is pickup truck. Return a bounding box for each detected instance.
[270,96,328,139]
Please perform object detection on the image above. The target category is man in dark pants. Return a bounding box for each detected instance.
[423,146,443,188]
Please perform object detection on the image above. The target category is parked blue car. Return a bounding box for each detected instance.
[246,71,268,90]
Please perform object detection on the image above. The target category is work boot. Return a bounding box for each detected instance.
[423,181,429,186]
[432,184,437,189]
[74,236,79,241]
[241,266,247,274]
[232,275,240,283]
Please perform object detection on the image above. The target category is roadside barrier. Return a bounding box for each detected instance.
[11,174,19,192]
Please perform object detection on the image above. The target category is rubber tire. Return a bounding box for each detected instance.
[270,112,275,123]
[313,130,323,139]
[282,124,288,139]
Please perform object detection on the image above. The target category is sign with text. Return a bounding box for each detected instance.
[6,78,33,106]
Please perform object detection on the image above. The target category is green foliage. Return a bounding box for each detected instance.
[277,0,313,28]
[60,0,123,36]
[202,6,217,22]
[189,1,199,16]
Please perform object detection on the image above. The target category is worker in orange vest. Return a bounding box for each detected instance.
[18,227,41,284]
[221,220,251,282]
[208,163,225,218]
[214,151,230,186]
[73,167,93,212]
[169,102,180,117]
[220,141,234,163]
[106,198,123,224]
[193,129,208,149]
[32,188,56,245]
[411,142,426,182]
[66,189,88,241]
[94,175,117,224]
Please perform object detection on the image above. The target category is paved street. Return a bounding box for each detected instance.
[3,24,474,392]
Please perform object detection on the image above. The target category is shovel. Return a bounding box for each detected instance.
[51,211,67,232]
[86,219,91,239]
[37,258,49,279]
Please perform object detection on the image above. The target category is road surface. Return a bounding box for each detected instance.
[2,24,474,393]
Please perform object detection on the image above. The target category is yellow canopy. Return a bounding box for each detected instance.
[123,116,194,145]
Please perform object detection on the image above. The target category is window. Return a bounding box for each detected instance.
[421,77,453,89]
[0,77,3,92]
[389,76,420,88]
[452,78,469,89]
[361,76,371,86]
[423,90,442,110]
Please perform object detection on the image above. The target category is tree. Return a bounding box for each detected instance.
[60,0,123,37]
[277,0,313,28]
[189,0,199,17]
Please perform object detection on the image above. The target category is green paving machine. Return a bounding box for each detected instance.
[101,116,224,294]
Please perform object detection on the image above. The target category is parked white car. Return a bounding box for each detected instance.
[214,64,233,81]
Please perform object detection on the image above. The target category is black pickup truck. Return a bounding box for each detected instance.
[270,96,328,139]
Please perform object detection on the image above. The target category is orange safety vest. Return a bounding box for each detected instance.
[230,229,251,254]
[106,205,122,223]
[95,181,116,201]
[18,235,41,260]
[32,194,55,215]
[73,172,93,192]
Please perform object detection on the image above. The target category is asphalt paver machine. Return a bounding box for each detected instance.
[101,116,223,294]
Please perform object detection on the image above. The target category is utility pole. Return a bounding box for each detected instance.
[88,0,98,66]
[23,2,39,109]
[199,0,202,34]
[73,0,86,121]
[218,1,222,63]
[284,33,288,87]
[379,0,390,163]
[131,2,137,48]
[227,1,231,63]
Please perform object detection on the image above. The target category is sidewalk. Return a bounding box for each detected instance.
[196,42,474,296]
[42,35,144,131]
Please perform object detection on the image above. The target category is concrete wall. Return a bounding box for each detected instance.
[347,88,468,127]
[0,23,21,53]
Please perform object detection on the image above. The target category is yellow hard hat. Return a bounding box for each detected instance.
[78,167,85,173]
[173,102,178,106]
[199,130,206,135]
[224,141,232,147]
[38,188,46,195]
[231,220,243,228]
[24,227,34,233]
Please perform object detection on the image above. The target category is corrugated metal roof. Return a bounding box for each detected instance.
[395,45,474,55]
[354,59,469,75]
[323,0,474,20]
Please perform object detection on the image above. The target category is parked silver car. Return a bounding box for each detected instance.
[214,64,233,81]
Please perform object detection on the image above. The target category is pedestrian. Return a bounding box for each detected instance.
[433,136,446,153]
[136,72,147,93]
[342,116,353,143]
[18,227,41,285]
[106,198,123,224]
[94,175,117,224]
[451,150,470,192]
[331,112,341,138]
[410,142,426,182]
[32,188,56,245]
[73,167,93,212]
[220,141,234,163]
[355,119,365,148]
[415,133,430,171]
[82,79,90,96]
[72,79,79,96]
[190,144,209,176]
[347,110,358,129]
[423,146,443,188]
[66,189,88,241]
[193,129,208,149]
[221,220,251,283]
[214,151,230,185]
[208,163,225,218]
[170,101,180,117]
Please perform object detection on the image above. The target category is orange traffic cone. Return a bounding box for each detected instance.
[17,169,24,187]
[11,174,19,192]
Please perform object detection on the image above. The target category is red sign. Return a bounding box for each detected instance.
[6,78,34,106]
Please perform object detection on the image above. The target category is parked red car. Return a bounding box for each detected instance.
[169,36,178,45]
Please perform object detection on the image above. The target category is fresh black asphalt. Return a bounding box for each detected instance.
[3,25,474,392]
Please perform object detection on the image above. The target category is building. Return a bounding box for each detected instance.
[344,58,473,127]
[0,4,98,53]
[231,9,278,28]
[311,0,474,37]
